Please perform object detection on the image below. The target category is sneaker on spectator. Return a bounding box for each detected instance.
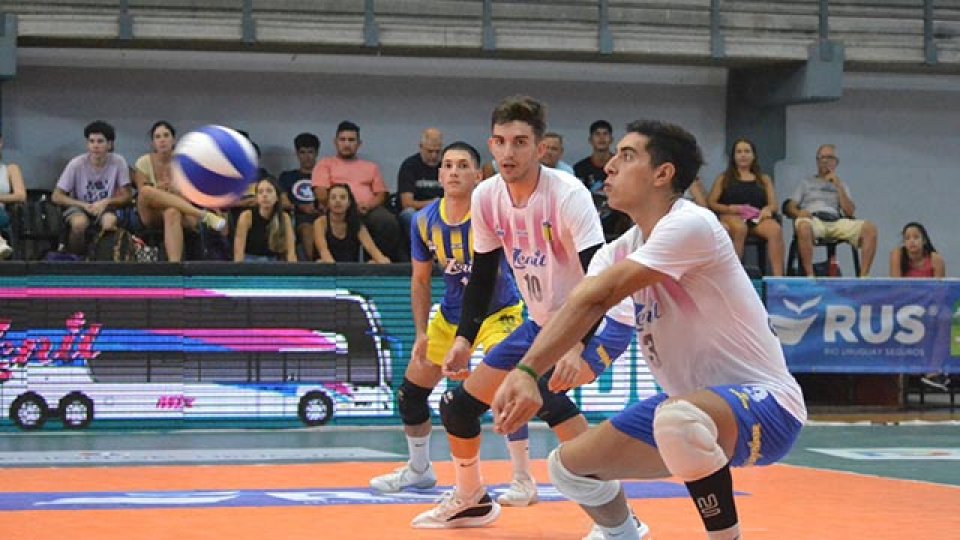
[410,487,501,529]
[582,514,650,540]
[201,211,227,232]
[369,463,436,493]
[497,474,538,507]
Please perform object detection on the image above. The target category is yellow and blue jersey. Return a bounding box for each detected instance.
[411,199,521,325]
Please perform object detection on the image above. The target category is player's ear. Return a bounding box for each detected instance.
[655,162,675,188]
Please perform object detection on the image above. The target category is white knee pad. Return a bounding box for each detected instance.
[547,447,621,507]
[653,400,727,482]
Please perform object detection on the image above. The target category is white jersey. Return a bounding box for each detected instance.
[611,199,806,423]
[587,239,640,327]
[472,166,605,326]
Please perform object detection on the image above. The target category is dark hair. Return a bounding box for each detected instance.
[721,137,767,198]
[294,132,320,151]
[328,183,363,237]
[543,132,564,144]
[491,95,546,139]
[589,120,612,135]
[85,120,115,142]
[336,121,360,136]
[253,177,287,255]
[624,120,704,194]
[149,120,176,139]
[442,141,482,169]
[899,221,937,276]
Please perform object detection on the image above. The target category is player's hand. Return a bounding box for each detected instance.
[492,368,542,435]
[442,337,473,380]
[89,200,109,216]
[759,207,772,221]
[411,333,430,367]
[548,344,584,393]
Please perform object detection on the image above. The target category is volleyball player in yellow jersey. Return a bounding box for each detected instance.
[369,141,534,505]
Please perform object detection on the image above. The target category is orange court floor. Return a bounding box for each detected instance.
[1,457,958,540]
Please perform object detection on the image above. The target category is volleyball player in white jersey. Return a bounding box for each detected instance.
[411,96,641,535]
[491,120,807,540]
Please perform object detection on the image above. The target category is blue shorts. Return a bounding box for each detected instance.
[483,317,633,378]
[609,385,803,467]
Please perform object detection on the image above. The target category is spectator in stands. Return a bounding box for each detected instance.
[889,221,944,278]
[784,144,878,277]
[685,176,708,207]
[312,121,405,261]
[573,120,630,240]
[233,177,296,262]
[889,221,948,390]
[540,132,575,174]
[314,183,390,264]
[132,121,227,262]
[52,120,133,256]
[397,128,444,235]
[0,135,26,259]
[278,132,323,261]
[707,138,785,276]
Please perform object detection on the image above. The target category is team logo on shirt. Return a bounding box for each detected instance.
[633,301,662,332]
[511,248,546,269]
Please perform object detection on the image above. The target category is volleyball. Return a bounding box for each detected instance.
[172,125,259,208]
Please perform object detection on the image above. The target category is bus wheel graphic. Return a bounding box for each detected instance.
[10,392,49,431]
[59,392,94,430]
[298,391,334,426]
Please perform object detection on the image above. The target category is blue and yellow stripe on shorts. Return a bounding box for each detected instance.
[425,302,524,366]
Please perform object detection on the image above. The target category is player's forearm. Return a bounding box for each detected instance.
[410,278,432,335]
[520,283,608,375]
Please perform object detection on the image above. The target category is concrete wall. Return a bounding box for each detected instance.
[2,48,959,277]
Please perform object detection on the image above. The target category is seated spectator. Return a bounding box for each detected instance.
[573,119,629,240]
[397,128,443,235]
[314,183,389,264]
[52,120,133,256]
[0,134,26,259]
[233,177,296,262]
[889,221,944,278]
[133,121,227,262]
[708,138,785,276]
[684,176,708,207]
[539,132,575,174]
[889,221,948,390]
[784,144,878,277]
[278,132,323,261]
[312,121,405,261]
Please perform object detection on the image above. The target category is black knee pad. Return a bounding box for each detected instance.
[535,372,581,427]
[439,385,489,439]
[397,377,432,426]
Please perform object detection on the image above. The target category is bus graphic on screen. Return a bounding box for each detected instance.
[0,287,394,430]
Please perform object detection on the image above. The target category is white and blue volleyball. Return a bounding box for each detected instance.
[172,125,258,208]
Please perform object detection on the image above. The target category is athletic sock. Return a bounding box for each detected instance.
[707,523,742,540]
[453,455,483,498]
[596,513,643,540]
[505,426,531,479]
[406,434,431,473]
[684,463,739,533]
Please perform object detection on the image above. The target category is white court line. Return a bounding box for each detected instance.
[808,447,960,460]
[0,447,402,465]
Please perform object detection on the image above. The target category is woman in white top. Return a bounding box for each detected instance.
[132,121,227,262]
[0,135,27,259]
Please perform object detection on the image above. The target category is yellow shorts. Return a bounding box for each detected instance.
[425,302,524,366]
[796,216,865,245]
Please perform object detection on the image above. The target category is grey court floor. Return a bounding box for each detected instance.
[1,421,958,488]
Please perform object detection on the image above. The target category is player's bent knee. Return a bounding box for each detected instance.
[652,400,727,482]
[397,378,432,426]
[547,447,620,507]
[439,385,488,439]
[535,375,580,427]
